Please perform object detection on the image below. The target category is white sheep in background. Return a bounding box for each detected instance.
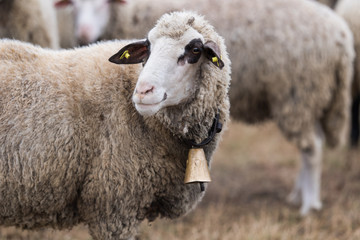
[54,0,126,47]
[227,0,354,216]
[54,0,355,216]
[336,0,360,147]
[0,11,230,239]
[0,0,59,49]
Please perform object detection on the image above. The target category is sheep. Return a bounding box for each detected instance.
[336,0,360,146]
[54,0,125,47]
[0,11,230,240]
[54,0,355,216]
[0,0,59,49]
[227,0,354,215]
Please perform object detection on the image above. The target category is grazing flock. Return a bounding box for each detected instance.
[0,0,359,239]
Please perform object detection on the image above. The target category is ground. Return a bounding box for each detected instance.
[0,121,359,240]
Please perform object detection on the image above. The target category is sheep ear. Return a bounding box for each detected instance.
[203,40,224,69]
[109,40,150,65]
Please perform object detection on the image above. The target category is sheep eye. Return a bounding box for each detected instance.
[192,48,201,54]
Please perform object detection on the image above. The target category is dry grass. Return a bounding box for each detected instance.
[0,121,359,239]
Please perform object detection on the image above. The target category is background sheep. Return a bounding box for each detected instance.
[0,0,59,49]
[227,0,354,216]
[54,0,354,216]
[0,11,230,240]
[54,0,126,47]
[336,0,360,146]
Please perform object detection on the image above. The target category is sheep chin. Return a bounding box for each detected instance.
[134,102,162,116]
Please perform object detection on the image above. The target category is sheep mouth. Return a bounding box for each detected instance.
[134,93,168,116]
[135,93,167,107]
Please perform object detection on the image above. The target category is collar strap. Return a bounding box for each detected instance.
[184,113,222,148]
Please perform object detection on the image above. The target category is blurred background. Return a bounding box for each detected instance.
[1,0,360,239]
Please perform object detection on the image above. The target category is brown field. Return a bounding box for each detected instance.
[0,121,359,240]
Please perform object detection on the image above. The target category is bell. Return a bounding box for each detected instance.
[184,148,211,184]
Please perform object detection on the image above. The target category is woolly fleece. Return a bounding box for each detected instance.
[0,0,59,49]
[0,11,230,239]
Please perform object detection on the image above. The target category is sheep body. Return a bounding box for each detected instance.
[0,0,59,49]
[227,0,353,146]
[336,0,360,145]
[227,0,354,215]
[0,11,230,239]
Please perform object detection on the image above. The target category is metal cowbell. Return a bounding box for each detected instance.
[184,148,211,184]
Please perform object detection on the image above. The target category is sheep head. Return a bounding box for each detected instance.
[109,26,224,116]
[54,0,126,45]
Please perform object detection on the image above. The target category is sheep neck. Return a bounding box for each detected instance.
[183,112,222,148]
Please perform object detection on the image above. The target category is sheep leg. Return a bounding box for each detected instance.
[299,132,323,216]
[287,125,324,215]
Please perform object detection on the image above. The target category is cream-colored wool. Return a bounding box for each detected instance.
[0,11,230,240]
[226,0,353,148]
[0,0,59,49]
[336,0,360,94]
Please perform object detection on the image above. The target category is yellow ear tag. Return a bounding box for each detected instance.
[212,56,219,67]
[120,50,130,60]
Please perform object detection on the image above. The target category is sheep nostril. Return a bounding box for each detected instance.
[136,85,155,96]
[144,86,154,95]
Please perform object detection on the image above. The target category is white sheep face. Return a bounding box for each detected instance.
[74,0,110,44]
[133,29,205,116]
[109,25,224,117]
[55,0,125,44]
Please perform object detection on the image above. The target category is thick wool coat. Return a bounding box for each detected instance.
[0,11,230,240]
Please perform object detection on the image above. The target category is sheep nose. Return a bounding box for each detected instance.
[77,25,93,45]
[135,84,155,98]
